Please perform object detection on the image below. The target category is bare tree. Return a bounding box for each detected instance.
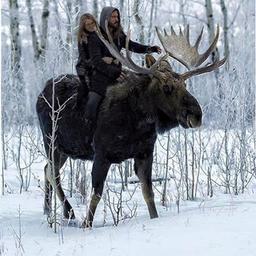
[9,0,22,75]
[204,0,220,62]
[119,0,125,15]
[133,0,145,44]
[26,0,41,60]
[1,106,6,195]
[66,0,72,54]
[147,0,155,44]
[161,131,170,206]
[41,0,50,58]
[53,0,64,47]
[104,182,138,226]
[220,0,229,68]
[93,0,99,20]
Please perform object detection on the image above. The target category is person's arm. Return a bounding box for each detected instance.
[76,42,88,75]
[121,31,161,54]
[88,33,121,80]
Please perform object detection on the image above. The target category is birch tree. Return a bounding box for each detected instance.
[133,0,145,44]
[204,0,220,62]
[93,0,99,20]
[41,0,50,58]
[9,0,22,77]
[53,0,64,47]
[26,0,41,60]
[147,0,155,44]
[8,0,26,126]
[220,0,229,68]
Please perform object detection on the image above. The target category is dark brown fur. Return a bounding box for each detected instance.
[36,59,202,225]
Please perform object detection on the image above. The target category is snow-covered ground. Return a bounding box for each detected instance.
[1,169,256,256]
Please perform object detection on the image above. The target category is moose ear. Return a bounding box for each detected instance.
[145,54,156,68]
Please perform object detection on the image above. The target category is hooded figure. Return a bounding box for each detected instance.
[84,6,161,143]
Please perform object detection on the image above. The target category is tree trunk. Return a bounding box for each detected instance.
[93,0,98,20]
[205,0,223,101]
[124,160,129,189]
[53,0,63,46]
[41,0,50,58]
[76,0,86,12]
[133,0,145,44]
[205,0,219,62]
[147,0,155,44]
[220,0,229,69]
[66,0,72,60]
[184,130,190,200]
[1,115,5,195]
[9,0,22,75]
[26,0,41,60]
[162,131,170,206]
[119,0,124,15]
[9,0,25,124]
[75,0,81,29]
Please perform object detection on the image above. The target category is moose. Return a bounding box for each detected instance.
[36,24,226,227]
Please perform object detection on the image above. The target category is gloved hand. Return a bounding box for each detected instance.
[102,57,120,66]
[148,45,162,54]
[102,57,113,64]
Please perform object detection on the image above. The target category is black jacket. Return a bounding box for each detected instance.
[87,32,122,96]
[76,41,89,77]
[87,6,151,96]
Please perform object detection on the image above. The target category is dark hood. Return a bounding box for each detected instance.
[100,6,120,32]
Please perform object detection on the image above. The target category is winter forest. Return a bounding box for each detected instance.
[1,0,256,255]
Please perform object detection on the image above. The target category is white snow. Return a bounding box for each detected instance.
[1,175,256,256]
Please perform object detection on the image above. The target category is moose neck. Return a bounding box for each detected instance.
[104,73,179,134]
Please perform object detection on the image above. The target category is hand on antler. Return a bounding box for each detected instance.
[117,71,127,83]
[102,57,120,65]
[102,57,114,64]
[148,45,162,54]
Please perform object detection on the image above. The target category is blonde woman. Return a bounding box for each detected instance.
[76,13,97,106]
[76,13,114,107]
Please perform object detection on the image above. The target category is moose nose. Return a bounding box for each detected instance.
[187,115,201,128]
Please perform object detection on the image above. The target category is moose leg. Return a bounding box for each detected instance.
[44,163,53,215]
[134,153,158,219]
[55,154,75,219]
[84,154,110,227]
[46,151,75,219]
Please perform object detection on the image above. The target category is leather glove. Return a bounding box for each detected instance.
[148,45,162,54]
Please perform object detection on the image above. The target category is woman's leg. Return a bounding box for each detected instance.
[77,75,89,107]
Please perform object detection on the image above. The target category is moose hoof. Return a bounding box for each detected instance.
[43,207,51,216]
[81,219,92,229]
[64,208,75,220]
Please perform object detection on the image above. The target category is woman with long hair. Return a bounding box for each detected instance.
[76,13,97,106]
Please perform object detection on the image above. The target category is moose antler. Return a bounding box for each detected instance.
[96,20,169,76]
[156,25,227,79]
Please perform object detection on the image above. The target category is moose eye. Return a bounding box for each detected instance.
[163,84,173,95]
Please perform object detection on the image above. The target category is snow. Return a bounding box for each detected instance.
[1,179,256,256]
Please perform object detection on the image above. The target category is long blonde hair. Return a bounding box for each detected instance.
[77,13,97,44]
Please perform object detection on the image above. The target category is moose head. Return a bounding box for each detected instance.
[97,23,226,132]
